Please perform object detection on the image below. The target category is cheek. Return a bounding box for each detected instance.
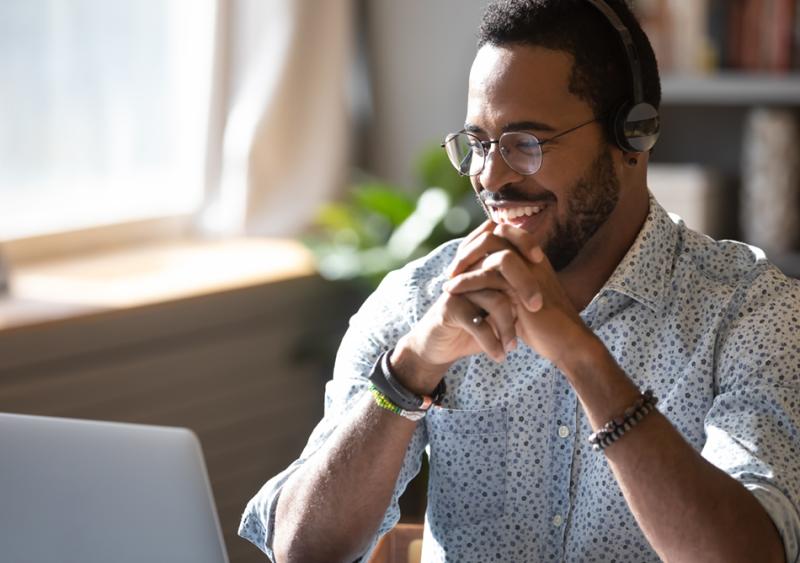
[531,164,577,207]
[538,147,587,187]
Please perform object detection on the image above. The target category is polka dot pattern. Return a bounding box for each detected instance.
[239,196,800,563]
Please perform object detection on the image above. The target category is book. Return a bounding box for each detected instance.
[741,108,800,253]
[668,0,712,73]
[793,0,800,68]
[728,0,745,70]
[635,0,800,72]
[740,0,763,71]
[707,0,729,69]
[770,0,795,72]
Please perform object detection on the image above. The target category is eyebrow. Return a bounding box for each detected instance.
[464,120,558,135]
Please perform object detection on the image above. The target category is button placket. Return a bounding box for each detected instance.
[545,372,579,560]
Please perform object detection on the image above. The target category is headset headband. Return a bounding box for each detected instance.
[584,0,644,104]
[583,0,659,153]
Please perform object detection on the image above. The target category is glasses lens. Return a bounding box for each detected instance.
[444,133,483,176]
[499,132,542,175]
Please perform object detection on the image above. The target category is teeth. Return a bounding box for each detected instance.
[491,205,545,223]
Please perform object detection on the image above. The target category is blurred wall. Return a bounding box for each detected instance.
[363,0,487,188]
[0,277,362,563]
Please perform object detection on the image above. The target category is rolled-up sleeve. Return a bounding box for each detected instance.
[238,263,432,561]
[702,268,800,563]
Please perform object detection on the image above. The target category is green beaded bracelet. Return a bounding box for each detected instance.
[369,384,427,422]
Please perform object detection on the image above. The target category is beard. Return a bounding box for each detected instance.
[544,147,621,270]
[476,146,621,271]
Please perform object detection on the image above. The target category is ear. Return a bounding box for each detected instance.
[617,149,649,192]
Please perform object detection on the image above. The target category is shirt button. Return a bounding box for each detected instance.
[599,296,609,306]
[552,514,563,527]
[558,425,570,438]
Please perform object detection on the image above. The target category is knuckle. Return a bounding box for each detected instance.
[497,249,515,262]
[482,251,505,270]
[442,291,459,306]
[485,289,509,308]
[475,231,493,249]
[493,249,517,271]
[440,292,462,312]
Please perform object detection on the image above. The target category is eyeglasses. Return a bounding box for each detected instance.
[441,116,601,177]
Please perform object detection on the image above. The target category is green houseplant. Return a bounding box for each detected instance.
[305,143,484,288]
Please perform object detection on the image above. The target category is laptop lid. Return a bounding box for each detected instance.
[0,413,229,563]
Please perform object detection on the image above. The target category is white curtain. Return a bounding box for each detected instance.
[201,0,354,237]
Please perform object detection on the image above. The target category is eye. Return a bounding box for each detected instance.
[513,137,539,155]
[466,137,483,151]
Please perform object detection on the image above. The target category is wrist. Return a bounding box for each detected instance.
[554,329,642,428]
[390,336,450,396]
[553,327,607,376]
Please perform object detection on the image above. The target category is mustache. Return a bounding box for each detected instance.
[479,186,555,206]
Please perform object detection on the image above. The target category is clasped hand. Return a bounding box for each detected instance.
[397,219,593,387]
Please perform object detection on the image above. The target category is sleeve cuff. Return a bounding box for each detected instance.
[744,480,800,563]
[238,462,301,562]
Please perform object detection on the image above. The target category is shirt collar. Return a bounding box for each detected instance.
[602,193,678,312]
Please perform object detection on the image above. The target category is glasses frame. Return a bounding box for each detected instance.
[442,115,602,177]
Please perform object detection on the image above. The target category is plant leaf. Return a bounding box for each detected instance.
[352,183,415,226]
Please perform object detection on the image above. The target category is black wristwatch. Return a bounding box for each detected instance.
[368,349,446,412]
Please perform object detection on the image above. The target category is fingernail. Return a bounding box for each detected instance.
[528,294,543,312]
[442,280,453,292]
[505,339,516,353]
[531,247,544,263]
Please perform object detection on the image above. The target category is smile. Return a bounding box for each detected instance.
[488,203,547,224]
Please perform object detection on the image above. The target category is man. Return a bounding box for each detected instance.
[240,1,800,561]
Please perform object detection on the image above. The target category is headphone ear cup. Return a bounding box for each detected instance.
[614,101,661,153]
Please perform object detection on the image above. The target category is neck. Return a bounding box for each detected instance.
[557,187,650,312]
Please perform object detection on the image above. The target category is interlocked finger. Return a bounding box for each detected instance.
[448,229,519,278]
[457,289,517,361]
[444,267,512,295]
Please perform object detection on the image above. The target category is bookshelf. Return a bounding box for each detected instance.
[654,72,800,277]
[662,73,800,105]
[636,0,800,278]
[653,72,800,278]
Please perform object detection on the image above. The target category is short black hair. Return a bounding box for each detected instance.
[478,0,661,139]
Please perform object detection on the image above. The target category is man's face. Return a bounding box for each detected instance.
[466,44,622,270]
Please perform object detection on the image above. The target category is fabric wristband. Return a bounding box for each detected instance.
[367,349,445,412]
[369,384,427,422]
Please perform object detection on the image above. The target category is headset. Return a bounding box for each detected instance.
[585,0,661,153]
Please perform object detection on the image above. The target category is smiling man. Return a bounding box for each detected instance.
[240,1,800,562]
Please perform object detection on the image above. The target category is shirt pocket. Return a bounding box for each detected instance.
[425,405,508,528]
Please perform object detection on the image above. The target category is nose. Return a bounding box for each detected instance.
[478,144,523,192]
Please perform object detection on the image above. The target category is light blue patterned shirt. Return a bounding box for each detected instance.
[240,196,800,562]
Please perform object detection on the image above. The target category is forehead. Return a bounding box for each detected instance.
[467,44,590,130]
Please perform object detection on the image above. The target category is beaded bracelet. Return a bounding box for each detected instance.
[588,389,659,452]
[369,384,427,422]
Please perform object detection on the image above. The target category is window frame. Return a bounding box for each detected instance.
[0,0,226,263]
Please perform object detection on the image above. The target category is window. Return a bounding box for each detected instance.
[0,0,216,241]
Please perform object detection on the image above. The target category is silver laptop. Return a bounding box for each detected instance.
[0,413,229,563]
